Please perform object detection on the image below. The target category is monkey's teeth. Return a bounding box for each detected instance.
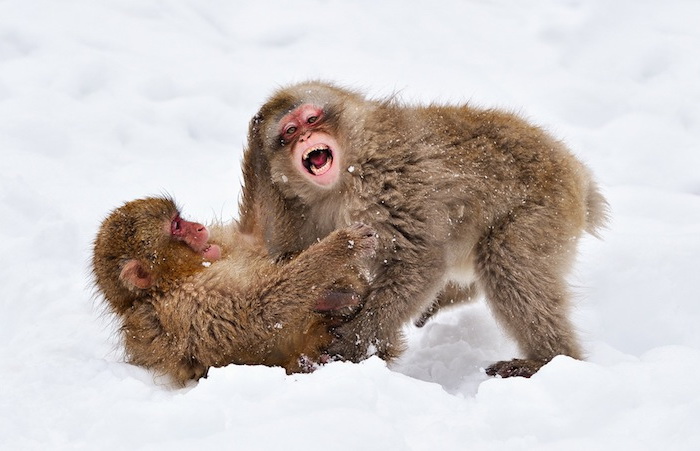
[303,145,329,160]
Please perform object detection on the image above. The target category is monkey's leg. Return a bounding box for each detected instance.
[328,247,447,363]
[475,209,582,378]
[414,282,480,327]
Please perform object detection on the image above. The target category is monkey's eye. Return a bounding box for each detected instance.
[171,216,182,235]
[307,116,318,124]
[285,125,297,135]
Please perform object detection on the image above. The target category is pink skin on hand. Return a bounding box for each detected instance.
[279,104,343,188]
[171,216,221,261]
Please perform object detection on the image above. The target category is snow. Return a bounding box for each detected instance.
[2,0,699,449]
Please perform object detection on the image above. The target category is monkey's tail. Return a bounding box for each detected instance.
[584,180,609,239]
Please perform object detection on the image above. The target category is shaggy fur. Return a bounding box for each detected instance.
[93,197,375,385]
[239,81,608,377]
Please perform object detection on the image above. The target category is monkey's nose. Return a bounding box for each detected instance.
[299,130,312,142]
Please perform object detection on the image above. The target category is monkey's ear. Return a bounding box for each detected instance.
[314,290,361,312]
[119,260,154,290]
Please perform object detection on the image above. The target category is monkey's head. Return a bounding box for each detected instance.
[247,81,370,199]
[92,196,221,314]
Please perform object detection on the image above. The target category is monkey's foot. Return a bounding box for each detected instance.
[485,358,548,378]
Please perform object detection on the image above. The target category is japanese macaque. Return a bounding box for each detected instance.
[239,81,608,378]
[92,196,376,385]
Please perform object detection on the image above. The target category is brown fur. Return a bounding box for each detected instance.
[239,81,608,377]
[92,196,375,385]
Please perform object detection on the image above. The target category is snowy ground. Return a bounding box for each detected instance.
[2,0,699,449]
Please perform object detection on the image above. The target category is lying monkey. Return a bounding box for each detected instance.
[92,196,375,385]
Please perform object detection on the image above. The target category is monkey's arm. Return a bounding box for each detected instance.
[225,223,376,370]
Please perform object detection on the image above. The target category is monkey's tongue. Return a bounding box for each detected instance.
[304,147,333,175]
[309,152,328,167]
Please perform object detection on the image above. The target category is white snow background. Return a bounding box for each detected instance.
[2,0,699,449]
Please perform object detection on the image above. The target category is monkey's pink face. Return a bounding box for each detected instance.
[279,104,342,188]
[169,214,221,261]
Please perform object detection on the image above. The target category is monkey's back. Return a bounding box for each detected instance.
[361,103,606,237]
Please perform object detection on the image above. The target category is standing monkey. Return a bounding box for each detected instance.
[239,81,608,377]
[92,196,375,385]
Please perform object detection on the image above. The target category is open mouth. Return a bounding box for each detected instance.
[302,145,333,176]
